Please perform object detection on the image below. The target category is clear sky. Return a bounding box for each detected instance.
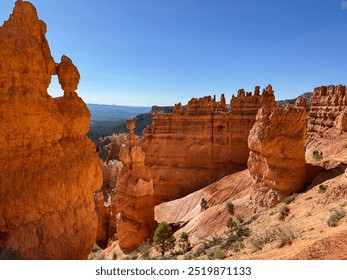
[1,0,347,106]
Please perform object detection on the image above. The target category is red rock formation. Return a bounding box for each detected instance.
[0,1,102,259]
[248,100,307,203]
[115,86,276,250]
[94,160,121,247]
[115,120,157,251]
[141,85,276,204]
[306,85,347,168]
[308,85,347,137]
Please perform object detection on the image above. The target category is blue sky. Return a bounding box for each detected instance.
[1,0,347,106]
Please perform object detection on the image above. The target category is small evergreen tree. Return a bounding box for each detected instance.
[226,201,234,213]
[153,222,176,256]
[178,232,191,252]
[200,197,209,212]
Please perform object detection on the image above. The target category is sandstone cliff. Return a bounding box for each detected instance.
[308,85,347,137]
[248,100,307,203]
[112,86,276,250]
[306,85,347,168]
[0,1,102,259]
[141,85,276,204]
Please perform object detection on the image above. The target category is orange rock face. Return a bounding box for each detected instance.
[0,1,102,259]
[141,85,276,204]
[115,134,157,251]
[94,160,121,247]
[308,85,347,138]
[114,86,275,250]
[248,100,307,200]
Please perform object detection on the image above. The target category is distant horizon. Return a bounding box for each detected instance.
[1,0,346,106]
[86,89,314,107]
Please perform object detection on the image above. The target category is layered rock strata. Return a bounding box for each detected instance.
[141,85,276,203]
[0,1,102,259]
[116,120,157,251]
[248,99,307,203]
[308,85,347,137]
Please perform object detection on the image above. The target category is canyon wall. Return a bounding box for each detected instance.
[308,85,347,138]
[114,86,278,252]
[248,99,307,205]
[0,1,102,259]
[141,85,276,203]
[306,84,347,168]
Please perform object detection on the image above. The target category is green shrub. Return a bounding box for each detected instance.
[193,242,208,257]
[178,232,191,253]
[273,224,297,248]
[208,248,226,259]
[244,214,259,225]
[282,193,298,204]
[318,184,328,194]
[236,214,244,223]
[327,209,346,227]
[226,201,234,213]
[91,243,102,252]
[222,217,251,251]
[208,235,223,247]
[89,251,106,260]
[138,241,151,259]
[278,205,290,220]
[125,251,138,260]
[112,252,118,260]
[200,198,209,212]
[250,231,275,251]
[313,152,323,161]
[229,241,245,253]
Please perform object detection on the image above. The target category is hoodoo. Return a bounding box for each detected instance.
[0,1,102,259]
[248,99,307,205]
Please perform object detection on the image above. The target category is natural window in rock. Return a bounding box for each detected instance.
[48,74,63,97]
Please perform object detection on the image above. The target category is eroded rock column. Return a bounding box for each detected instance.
[0,1,102,259]
[116,120,157,251]
[248,99,307,203]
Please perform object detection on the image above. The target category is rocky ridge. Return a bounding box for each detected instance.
[141,85,276,204]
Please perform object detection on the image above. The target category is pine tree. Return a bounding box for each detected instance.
[178,232,191,252]
[153,222,176,256]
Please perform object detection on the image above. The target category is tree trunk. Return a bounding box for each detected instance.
[161,239,165,256]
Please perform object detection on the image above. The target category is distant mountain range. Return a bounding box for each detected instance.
[87,104,151,140]
[87,103,151,121]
